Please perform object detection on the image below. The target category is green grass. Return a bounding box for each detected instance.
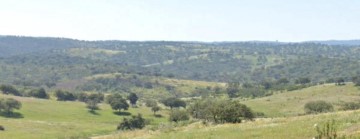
[95,110,360,139]
[243,83,360,117]
[0,94,168,139]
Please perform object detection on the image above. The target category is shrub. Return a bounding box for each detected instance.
[340,102,360,111]
[117,114,146,130]
[55,90,76,101]
[314,120,338,139]
[188,99,254,123]
[304,100,334,114]
[28,88,49,99]
[0,125,4,131]
[161,98,186,109]
[169,109,189,122]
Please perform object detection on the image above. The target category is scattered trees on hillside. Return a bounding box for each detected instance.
[0,98,21,114]
[117,114,146,130]
[106,94,129,111]
[304,100,334,114]
[161,98,186,109]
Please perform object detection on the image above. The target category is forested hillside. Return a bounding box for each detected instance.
[1,36,360,89]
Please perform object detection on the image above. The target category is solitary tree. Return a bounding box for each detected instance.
[128,93,138,107]
[151,105,161,115]
[86,100,99,111]
[107,94,129,111]
[0,98,22,114]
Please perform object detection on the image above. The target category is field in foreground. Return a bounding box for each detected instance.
[0,94,168,139]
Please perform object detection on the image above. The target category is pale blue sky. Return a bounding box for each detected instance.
[0,0,359,41]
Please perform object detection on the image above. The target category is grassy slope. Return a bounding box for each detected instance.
[104,110,360,139]
[95,84,360,139]
[243,83,360,117]
[0,94,168,139]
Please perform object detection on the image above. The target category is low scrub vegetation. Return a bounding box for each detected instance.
[117,114,146,130]
[304,100,334,114]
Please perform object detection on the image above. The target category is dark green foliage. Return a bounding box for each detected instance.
[107,94,129,111]
[145,99,157,107]
[335,78,346,86]
[0,98,21,114]
[340,102,360,111]
[188,99,254,123]
[128,93,138,106]
[151,105,161,115]
[0,85,21,96]
[117,114,146,130]
[161,98,186,109]
[28,88,48,99]
[86,93,104,103]
[304,100,334,114]
[226,82,240,98]
[295,77,311,85]
[352,76,360,86]
[55,90,76,101]
[169,109,189,122]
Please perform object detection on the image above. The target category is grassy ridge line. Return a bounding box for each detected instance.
[94,110,360,139]
[0,94,168,139]
[243,83,360,117]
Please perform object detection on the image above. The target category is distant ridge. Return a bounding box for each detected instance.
[307,40,360,46]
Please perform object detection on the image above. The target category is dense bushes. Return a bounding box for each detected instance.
[0,85,21,96]
[28,88,48,99]
[55,90,76,101]
[169,109,189,122]
[304,100,334,114]
[188,99,254,123]
[117,114,146,130]
[161,98,186,109]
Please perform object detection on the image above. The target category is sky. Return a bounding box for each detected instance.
[0,0,359,42]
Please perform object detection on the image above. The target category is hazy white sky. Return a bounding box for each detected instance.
[0,0,359,41]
